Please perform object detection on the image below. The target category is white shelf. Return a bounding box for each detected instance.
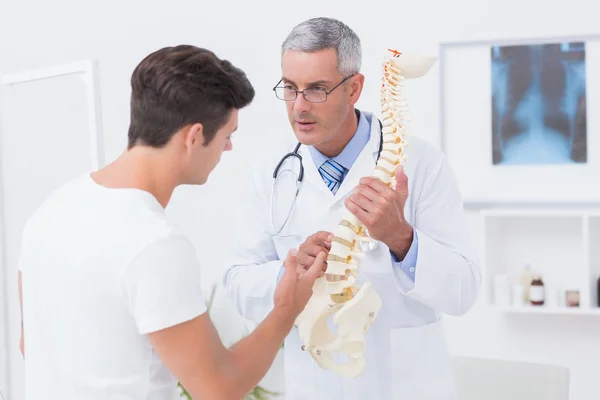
[481,206,600,316]
[481,207,600,218]
[490,305,600,316]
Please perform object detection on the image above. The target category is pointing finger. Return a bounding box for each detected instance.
[303,251,327,282]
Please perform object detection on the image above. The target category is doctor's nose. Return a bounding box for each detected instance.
[293,93,312,113]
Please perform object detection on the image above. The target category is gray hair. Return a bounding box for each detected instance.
[281,17,361,77]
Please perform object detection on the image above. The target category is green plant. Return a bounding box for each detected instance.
[177,283,281,399]
[178,382,280,400]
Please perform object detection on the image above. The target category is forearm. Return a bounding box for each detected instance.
[396,228,481,315]
[222,168,283,324]
[150,308,295,400]
[390,151,482,315]
[219,307,293,399]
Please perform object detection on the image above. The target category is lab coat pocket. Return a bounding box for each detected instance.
[389,321,456,400]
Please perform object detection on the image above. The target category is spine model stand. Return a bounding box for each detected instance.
[293,49,437,378]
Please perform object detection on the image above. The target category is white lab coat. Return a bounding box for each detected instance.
[223,111,481,400]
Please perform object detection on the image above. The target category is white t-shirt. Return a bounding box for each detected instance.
[18,173,207,399]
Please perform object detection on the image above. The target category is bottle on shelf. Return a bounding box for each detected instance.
[511,284,525,306]
[530,275,545,306]
[566,289,580,307]
[520,263,535,302]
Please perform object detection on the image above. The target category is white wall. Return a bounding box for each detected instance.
[1,0,599,399]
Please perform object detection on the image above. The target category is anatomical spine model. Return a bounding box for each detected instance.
[294,49,437,378]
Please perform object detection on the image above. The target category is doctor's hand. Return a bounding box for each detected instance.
[297,231,333,272]
[345,166,414,259]
[274,249,327,318]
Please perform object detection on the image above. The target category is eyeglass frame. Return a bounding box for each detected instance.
[272,74,355,103]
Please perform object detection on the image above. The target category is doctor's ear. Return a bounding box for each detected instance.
[348,74,365,104]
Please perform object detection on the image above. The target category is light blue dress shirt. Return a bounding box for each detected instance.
[277,109,418,282]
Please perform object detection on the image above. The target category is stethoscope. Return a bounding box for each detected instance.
[269,119,384,237]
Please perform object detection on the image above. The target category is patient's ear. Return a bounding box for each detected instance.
[183,123,204,150]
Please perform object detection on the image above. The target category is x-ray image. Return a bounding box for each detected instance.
[491,41,587,165]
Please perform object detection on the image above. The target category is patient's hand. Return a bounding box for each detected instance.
[297,231,332,272]
[274,249,327,318]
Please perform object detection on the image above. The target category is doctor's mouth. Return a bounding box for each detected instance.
[295,120,317,131]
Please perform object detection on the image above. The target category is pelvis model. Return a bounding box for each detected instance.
[293,49,437,378]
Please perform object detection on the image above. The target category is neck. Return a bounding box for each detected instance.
[314,108,358,158]
[91,146,179,208]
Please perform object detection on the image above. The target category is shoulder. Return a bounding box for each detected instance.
[123,220,198,281]
[125,200,191,257]
[133,230,197,264]
[400,135,464,204]
[20,174,88,237]
[403,135,446,176]
[400,135,460,202]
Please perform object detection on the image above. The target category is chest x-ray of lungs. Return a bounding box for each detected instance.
[0,60,104,400]
[491,41,587,165]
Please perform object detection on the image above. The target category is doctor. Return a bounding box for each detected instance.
[223,17,481,400]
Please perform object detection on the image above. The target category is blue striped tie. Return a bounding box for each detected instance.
[318,159,346,194]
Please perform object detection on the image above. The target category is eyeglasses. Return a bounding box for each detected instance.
[272,74,355,103]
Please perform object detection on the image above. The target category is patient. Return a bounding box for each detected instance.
[17,45,326,400]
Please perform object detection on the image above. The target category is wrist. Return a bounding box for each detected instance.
[272,304,297,327]
[389,222,413,260]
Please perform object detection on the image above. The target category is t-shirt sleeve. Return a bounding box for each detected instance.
[121,234,208,335]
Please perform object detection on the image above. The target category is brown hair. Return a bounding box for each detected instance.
[127,45,255,149]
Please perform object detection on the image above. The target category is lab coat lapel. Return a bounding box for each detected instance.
[333,115,381,202]
[298,144,336,198]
